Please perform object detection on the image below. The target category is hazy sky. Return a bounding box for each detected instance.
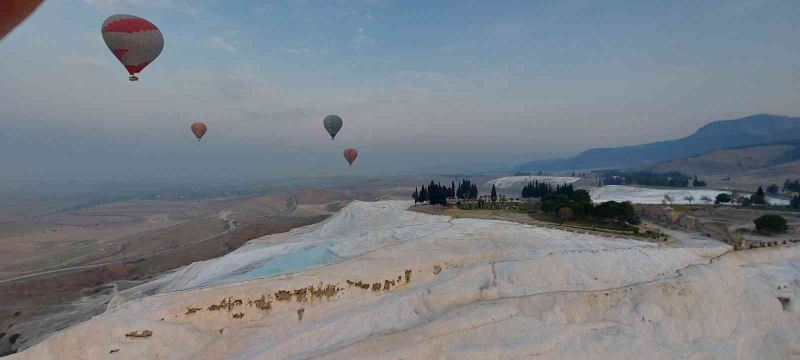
[1,0,800,186]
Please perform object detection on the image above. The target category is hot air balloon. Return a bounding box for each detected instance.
[343,148,358,166]
[323,115,343,140]
[101,14,164,81]
[191,122,207,141]
[0,0,44,40]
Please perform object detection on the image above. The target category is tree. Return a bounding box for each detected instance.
[791,195,800,209]
[684,195,695,204]
[424,181,449,206]
[754,214,788,234]
[663,194,674,205]
[412,188,419,204]
[700,195,712,204]
[456,179,477,200]
[558,207,574,221]
[542,194,570,213]
[766,184,779,195]
[751,186,766,205]
[738,197,753,207]
[692,175,706,187]
[419,186,428,204]
[491,185,497,203]
[784,179,800,193]
[569,190,593,216]
[592,201,640,225]
[715,193,732,204]
[573,189,592,204]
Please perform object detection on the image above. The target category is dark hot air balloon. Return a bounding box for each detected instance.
[101,14,164,81]
[343,148,358,166]
[323,115,343,140]
[191,122,207,141]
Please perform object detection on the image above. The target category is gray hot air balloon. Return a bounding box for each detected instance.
[323,115,343,140]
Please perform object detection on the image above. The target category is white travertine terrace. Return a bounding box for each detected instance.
[12,201,800,359]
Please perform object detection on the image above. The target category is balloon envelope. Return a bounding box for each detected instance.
[0,0,44,40]
[101,14,164,80]
[343,148,358,166]
[191,122,207,140]
[323,115,343,140]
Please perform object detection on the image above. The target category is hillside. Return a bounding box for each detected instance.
[630,143,800,190]
[481,175,580,196]
[516,114,800,171]
[11,201,800,359]
[634,143,800,174]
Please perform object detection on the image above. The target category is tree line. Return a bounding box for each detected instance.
[710,185,800,209]
[413,179,478,206]
[521,181,575,199]
[520,182,640,225]
[542,189,640,225]
[600,171,693,188]
[783,179,800,193]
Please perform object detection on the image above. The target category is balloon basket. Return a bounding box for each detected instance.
[129,75,139,81]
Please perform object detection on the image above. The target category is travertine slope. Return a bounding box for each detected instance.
[12,201,799,359]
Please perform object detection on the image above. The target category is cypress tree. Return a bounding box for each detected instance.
[752,186,766,205]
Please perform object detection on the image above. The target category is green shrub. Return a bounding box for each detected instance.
[714,193,732,204]
[754,214,788,234]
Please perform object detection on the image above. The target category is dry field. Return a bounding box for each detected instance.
[0,185,380,355]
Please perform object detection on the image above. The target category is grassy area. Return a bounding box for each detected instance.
[520,203,665,240]
[669,203,800,214]
[454,201,522,211]
[416,202,667,242]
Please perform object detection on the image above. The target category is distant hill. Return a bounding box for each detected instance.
[633,143,800,175]
[515,114,800,172]
[629,142,800,191]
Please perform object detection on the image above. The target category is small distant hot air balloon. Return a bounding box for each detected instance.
[101,14,164,81]
[343,148,358,166]
[323,115,343,140]
[191,122,207,141]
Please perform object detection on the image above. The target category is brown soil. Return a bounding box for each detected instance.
[124,330,152,338]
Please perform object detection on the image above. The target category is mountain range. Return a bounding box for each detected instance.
[515,114,800,172]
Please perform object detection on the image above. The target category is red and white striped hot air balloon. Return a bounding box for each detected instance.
[101,14,164,81]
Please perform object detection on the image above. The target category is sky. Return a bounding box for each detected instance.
[1,0,800,188]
